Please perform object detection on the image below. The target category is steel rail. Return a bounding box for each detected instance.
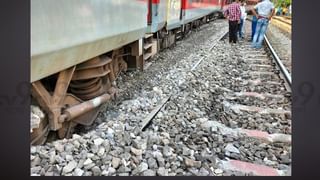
[264,35,292,86]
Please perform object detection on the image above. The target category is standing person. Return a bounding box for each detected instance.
[238,0,247,39]
[224,0,241,44]
[251,0,262,41]
[251,0,275,49]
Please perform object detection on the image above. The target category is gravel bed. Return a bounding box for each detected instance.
[31,19,291,176]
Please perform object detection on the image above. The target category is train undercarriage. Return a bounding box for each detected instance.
[31,45,141,145]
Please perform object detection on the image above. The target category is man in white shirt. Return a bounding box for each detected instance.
[238,0,247,39]
[251,0,275,48]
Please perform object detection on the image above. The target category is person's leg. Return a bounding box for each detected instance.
[251,16,257,40]
[241,20,245,38]
[239,19,243,38]
[255,19,269,48]
[252,19,262,47]
[229,21,232,43]
[237,22,240,38]
[233,21,238,43]
[230,21,235,43]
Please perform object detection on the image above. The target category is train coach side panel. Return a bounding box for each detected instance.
[148,0,168,33]
[182,0,222,24]
[166,0,182,30]
[31,0,148,82]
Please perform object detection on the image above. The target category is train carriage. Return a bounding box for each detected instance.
[146,0,228,50]
[182,0,224,24]
[31,0,148,83]
[147,0,226,33]
[145,0,183,52]
[31,0,148,144]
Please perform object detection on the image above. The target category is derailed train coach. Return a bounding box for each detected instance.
[147,0,227,49]
[182,0,225,24]
[31,0,230,145]
[31,0,149,144]
[147,0,225,33]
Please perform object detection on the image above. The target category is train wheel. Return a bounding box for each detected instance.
[57,121,77,139]
[31,106,49,145]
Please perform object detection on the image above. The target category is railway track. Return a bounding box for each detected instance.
[180,30,291,175]
[204,30,292,175]
[31,19,291,176]
[137,26,292,175]
[131,24,291,175]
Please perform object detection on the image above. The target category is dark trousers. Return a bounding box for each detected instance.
[229,20,238,43]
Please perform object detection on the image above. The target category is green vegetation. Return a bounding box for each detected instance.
[272,0,291,7]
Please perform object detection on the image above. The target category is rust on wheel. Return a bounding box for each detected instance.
[31,113,49,145]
